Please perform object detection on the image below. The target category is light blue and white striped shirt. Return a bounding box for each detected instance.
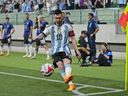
[43,23,74,55]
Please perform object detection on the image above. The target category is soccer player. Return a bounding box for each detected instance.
[34,9,81,91]
[23,13,33,58]
[0,17,15,56]
[32,16,50,60]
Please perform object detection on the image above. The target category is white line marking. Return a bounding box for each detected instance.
[0,71,124,96]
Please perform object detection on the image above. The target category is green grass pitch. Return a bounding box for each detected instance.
[0,52,128,96]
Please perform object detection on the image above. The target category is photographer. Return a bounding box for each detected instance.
[95,43,113,66]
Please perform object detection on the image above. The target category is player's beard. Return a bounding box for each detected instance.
[57,21,62,27]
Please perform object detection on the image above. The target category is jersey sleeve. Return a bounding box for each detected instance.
[67,24,75,37]
[94,21,99,29]
[43,26,51,37]
[30,20,33,27]
[11,24,14,29]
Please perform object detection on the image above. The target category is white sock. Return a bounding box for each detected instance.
[60,69,66,80]
[1,45,3,54]
[25,44,29,55]
[64,64,72,76]
[68,81,73,85]
[28,44,32,56]
[7,45,11,54]
[46,51,49,57]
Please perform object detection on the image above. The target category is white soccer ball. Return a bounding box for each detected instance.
[40,63,54,77]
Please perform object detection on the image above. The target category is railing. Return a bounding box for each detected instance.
[0,8,124,34]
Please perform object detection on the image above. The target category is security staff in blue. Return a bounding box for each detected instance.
[87,13,99,63]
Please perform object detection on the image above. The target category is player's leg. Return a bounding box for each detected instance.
[40,39,50,60]
[52,53,66,81]
[23,37,29,57]
[43,44,50,60]
[63,58,76,91]
[6,38,11,56]
[32,40,39,59]
[27,38,33,57]
[27,43,32,57]
[0,42,4,56]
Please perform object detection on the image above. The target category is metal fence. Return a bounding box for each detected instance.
[0,8,124,33]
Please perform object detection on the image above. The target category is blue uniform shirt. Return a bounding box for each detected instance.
[104,49,113,63]
[24,19,33,37]
[87,19,99,38]
[2,22,14,39]
[36,21,48,36]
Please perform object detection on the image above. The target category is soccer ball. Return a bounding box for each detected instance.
[40,63,54,77]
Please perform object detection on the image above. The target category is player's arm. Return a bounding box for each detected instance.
[90,22,99,37]
[104,51,112,59]
[69,31,81,57]
[33,26,50,41]
[10,28,15,35]
[7,25,15,38]
[29,21,33,39]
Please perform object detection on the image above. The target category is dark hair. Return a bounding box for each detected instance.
[25,13,29,16]
[54,9,62,15]
[88,13,94,17]
[81,30,87,35]
[5,17,9,20]
[102,42,108,48]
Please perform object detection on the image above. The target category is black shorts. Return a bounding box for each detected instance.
[36,39,46,46]
[52,52,71,68]
[24,37,32,44]
[1,38,11,44]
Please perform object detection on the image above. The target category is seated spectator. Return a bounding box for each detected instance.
[59,0,65,10]
[105,0,113,8]
[77,30,90,66]
[21,0,26,12]
[84,0,93,9]
[118,0,127,7]
[95,43,113,66]
[94,0,103,8]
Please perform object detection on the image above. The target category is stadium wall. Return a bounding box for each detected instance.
[13,24,126,44]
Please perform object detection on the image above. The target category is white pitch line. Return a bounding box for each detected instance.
[0,71,124,96]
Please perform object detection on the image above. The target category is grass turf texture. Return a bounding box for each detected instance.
[0,52,127,96]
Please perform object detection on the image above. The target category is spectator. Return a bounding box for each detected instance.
[26,1,32,12]
[37,0,43,10]
[94,0,103,8]
[118,0,126,7]
[75,0,80,9]
[91,0,96,6]
[87,13,99,63]
[95,43,113,66]
[21,0,26,12]
[84,0,93,9]
[80,0,85,9]
[59,0,65,10]
[8,2,13,13]
[77,30,90,66]
[13,0,20,13]
[105,0,113,7]
[64,0,71,10]
[1,3,8,13]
